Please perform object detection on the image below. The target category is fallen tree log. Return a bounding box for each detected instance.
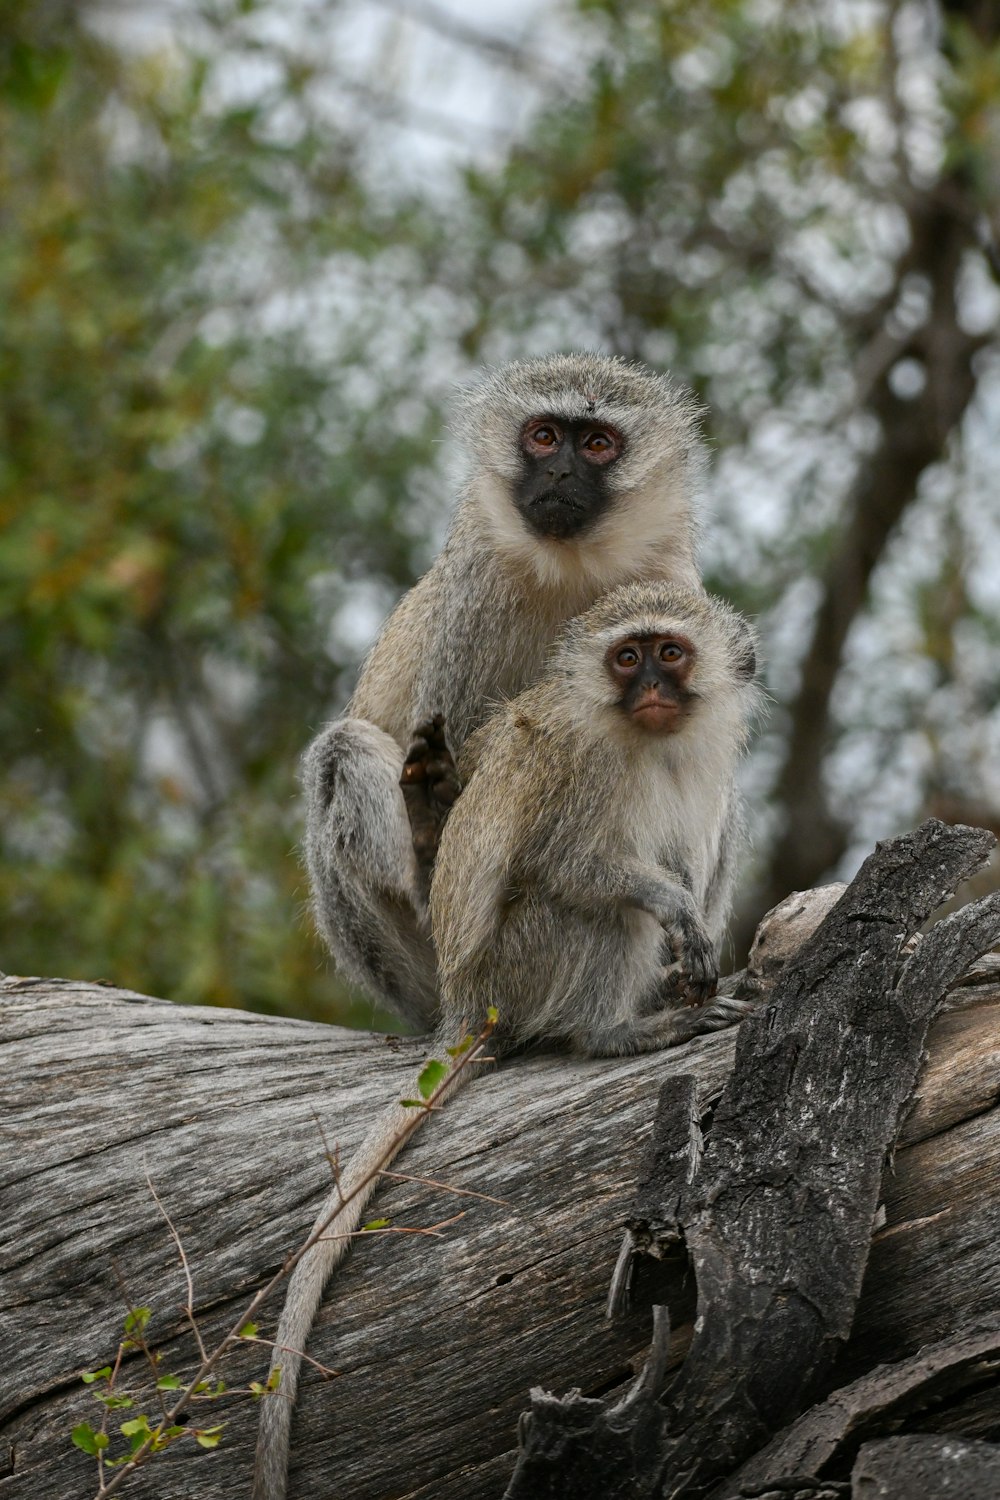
[3,824,1000,1499]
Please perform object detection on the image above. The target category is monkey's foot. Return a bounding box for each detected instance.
[400,713,461,870]
[683,993,753,1036]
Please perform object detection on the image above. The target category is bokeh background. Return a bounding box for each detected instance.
[4,0,1000,1025]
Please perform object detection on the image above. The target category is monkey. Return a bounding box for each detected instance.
[301,353,707,1035]
[254,582,760,1500]
[430,581,761,1051]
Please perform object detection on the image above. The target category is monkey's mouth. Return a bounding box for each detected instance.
[530,489,584,513]
[526,490,590,540]
[630,700,681,731]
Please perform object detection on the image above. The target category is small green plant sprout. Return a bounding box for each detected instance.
[248,1367,283,1400]
[400,1055,449,1108]
[71,1012,500,1497]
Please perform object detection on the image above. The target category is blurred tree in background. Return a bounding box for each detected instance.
[3,0,999,1020]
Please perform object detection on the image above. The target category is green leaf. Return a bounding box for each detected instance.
[445,1033,474,1057]
[156,1374,183,1390]
[71,1422,101,1456]
[486,1006,498,1023]
[266,1368,282,1392]
[123,1307,151,1336]
[361,1217,390,1231]
[194,1424,225,1449]
[416,1058,448,1099]
[119,1416,152,1439]
[81,1366,112,1384]
[96,1393,133,1410]
[399,1098,424,1109]
[238,1322,259,1338]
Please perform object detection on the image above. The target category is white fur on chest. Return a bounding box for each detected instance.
[625,740,730,899]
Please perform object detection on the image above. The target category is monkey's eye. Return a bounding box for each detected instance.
[659,642,685,664]
[523,421,562,455]
[580,429,622,464]
[615,646,641,671]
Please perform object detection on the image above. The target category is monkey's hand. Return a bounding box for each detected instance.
[669,914,719,1007]
[400,714,461,879]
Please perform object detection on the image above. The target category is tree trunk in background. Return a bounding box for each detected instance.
[735,0,1000,954]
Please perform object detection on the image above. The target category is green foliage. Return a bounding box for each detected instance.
[0,2,443,1022]
[72,1421,108,1455]
[416,1057,449,1099]
[250,1367,282,1397]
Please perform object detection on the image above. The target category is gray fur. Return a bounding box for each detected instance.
[302,353,708,1033]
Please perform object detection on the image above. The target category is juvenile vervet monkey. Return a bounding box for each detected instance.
[255,582,760,1500]
[302,353,707,1032]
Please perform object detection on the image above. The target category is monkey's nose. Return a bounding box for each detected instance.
[546,467,573,481]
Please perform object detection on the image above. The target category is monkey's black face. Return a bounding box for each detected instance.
[514,417,624,540]
[607,634,696,733]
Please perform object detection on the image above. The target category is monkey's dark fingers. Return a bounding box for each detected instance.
[412,718,450,753]
[676,944,718,1003]
[431,776,460,808]
[411,829,438,861]
[682,977,719,1007]
[400,761,427,784]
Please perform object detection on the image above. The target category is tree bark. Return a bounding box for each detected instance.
[3,827,1000,1499]
[507,821,1000,1498]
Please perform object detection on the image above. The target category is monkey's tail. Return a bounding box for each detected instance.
[251,1098,413,1500]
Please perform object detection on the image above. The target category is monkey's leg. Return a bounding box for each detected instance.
[302,717,438,1031]
[400,713,461,904]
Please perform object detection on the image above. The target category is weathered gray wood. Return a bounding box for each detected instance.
[507,821,1000,1500]
[0,977,738,1500]
[2,875,1000,1498]
[851,1435,1000,1498]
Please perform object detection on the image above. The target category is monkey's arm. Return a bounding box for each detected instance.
[540,853,719,1001]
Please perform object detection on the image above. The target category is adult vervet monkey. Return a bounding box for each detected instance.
[302,353,707,1031]
[257,581,760,1500]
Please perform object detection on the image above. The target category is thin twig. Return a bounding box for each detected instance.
[108,1260,171,1425]
[144,1169,209,1364]
[319,1210,467,1240]
[378,1167,511,1209]
[238,1334,339,1381]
